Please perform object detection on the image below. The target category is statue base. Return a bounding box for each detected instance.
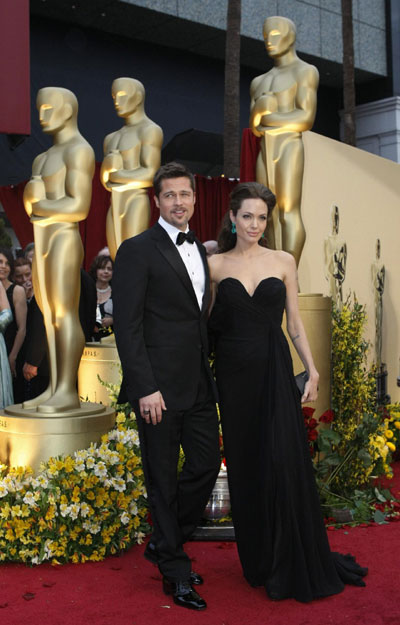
[283,294,332,418]
[0,402,115,472]
[78,342,120,406]
[376,363,390,405]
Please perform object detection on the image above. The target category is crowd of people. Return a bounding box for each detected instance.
[0,243,115,409]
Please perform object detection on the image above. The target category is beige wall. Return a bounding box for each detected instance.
[299,131,400,402]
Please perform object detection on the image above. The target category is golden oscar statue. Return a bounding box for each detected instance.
[250,16,319,266]
[0,87,114,470]
[324,205,347,311]
[100,77,163,259]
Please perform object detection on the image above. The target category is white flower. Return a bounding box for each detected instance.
[0,482,8,498]
[120,511,130,525]
[83,521,100,534]
[69,503,80,520]
[129,502,138,516]
[108,451,120,465]
[44,539,54,559]
[111,477,126,492]
[126,472,134,483]
[36,474,49,489]
[31,556,39,565]
[94,461,107,478]
[23,491,37,506]
[86,456,95,469]
[135,531,146,544]
[80,502,90,518]
[60,503,70,518]
[74,460,86,473]
[74,449,88,462]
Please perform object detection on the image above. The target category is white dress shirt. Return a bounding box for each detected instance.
[158,216,205,309]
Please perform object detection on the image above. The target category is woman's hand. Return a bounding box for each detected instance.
[9,354,16,377]
[301,372,319,404]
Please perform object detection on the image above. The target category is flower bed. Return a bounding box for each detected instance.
[0,410,149,565]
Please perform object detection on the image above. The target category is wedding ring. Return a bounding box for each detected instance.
[143,410,150,415]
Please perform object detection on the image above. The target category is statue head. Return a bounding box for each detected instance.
[263,16,296,58]
[37,87,78,134]
[331,205,339,235]
[112,77,145,118]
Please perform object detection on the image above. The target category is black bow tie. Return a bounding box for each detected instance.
[176,230,196,245]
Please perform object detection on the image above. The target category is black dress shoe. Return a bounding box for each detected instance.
[143,541,158,565]
[144,542,204,585]
[163,578,206,610]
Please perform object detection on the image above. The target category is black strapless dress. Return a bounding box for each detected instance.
[210,277,367,603]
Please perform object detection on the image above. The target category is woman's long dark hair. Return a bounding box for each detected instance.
[217,182,276,253]
[0,246,14,278]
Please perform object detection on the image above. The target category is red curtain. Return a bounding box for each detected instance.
[0,168,237,267]
[239,128,259,182]
[0,0,30,135]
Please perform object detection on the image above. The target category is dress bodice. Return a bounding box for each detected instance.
[211,277,286,341]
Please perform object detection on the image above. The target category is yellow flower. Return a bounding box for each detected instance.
[385,430,394,439]
[394,421,400,429]
[387,441,396,452]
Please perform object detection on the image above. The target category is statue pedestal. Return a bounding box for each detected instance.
[0,403,115,472]
[283,294,332,418]
[78,342,120,406]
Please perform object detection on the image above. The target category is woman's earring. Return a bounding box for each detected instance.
[261,233,265,238]
[231,222,236,234]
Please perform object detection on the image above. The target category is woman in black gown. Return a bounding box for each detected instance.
[208,182,367,602]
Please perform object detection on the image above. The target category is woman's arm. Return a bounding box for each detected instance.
[283,253,319,403]
[0,281,10,311]
[0,281,12,333]
[9,285,27,375]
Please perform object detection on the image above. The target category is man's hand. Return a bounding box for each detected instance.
[139,391,167,425]
[23,363,38,381]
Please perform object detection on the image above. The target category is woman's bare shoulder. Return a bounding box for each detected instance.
[208,252,229,280]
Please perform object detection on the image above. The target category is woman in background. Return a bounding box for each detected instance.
[89,254,114,340]
[0,247,27,403]
[0,279,13,409]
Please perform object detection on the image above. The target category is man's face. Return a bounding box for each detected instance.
[263,18,293,58]
[155,177,195,231]
[37,89,65,134]
[14,264,32,287]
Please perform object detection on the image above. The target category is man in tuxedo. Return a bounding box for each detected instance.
[113,162,220,611]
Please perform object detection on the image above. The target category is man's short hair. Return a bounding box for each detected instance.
[153,161,195,197]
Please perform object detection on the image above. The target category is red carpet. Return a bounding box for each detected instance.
[1,469,400,625]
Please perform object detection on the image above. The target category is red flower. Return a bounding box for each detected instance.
[307,418,318,430]
[308,429,318,441]
[302,406,315,418]
[319,410,334,424]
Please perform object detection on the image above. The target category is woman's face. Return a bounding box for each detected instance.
[231,199,268,244]
[97,261,113,283]
[0,253,11,282]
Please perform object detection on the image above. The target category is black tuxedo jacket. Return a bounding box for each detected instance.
[113,223,216,410]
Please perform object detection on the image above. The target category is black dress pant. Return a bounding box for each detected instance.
[134,368,220,582]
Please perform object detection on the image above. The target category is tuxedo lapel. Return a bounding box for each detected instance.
[151,223,199,309]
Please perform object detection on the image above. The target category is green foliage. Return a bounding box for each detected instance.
[312,295,399,523]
